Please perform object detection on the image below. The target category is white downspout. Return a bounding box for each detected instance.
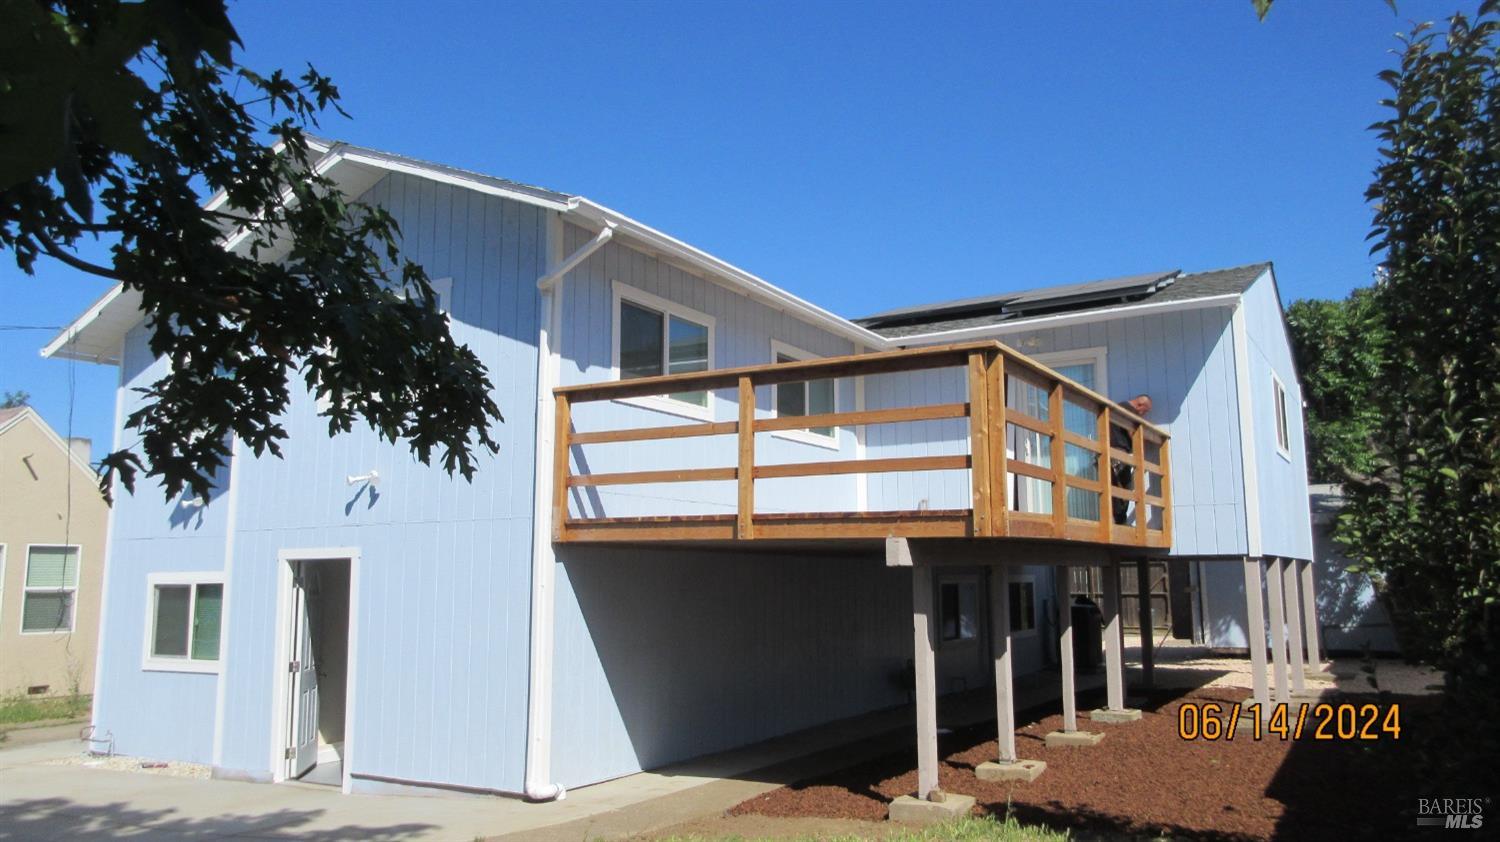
[524,215,613,802]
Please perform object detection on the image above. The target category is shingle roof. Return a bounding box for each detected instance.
[857,262,1271,339]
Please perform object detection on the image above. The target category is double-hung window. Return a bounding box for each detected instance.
[939,575,979,644]
[770,340,837,447]
[1021,348,1109,520]
[1272,375,1291,458]
[1008,576,1037,635]
[613,282,715,419]
[21,546,79,634]
[143,573,224,672]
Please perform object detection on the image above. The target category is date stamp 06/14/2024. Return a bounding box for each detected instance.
[1176,701,1402,742]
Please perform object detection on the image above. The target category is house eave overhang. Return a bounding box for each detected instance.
[44,139,893,363]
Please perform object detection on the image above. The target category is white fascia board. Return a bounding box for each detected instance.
[890,293,1243,346]
[566,198,892,351]
[338,150,572,212]
[40,284,142,364]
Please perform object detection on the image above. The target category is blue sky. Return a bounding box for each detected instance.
[0,0,1476,463]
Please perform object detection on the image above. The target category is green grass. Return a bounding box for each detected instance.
[652,814,1069,842]
[0,694,91,727]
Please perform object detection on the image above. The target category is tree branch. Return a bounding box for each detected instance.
[31,230,127,281]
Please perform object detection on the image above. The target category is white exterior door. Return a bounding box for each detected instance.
[287,570,319,779]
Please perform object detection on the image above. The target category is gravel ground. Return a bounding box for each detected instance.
[47,751,213,779]
[730,684,1449,841]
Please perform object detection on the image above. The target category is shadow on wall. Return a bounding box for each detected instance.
[1313,534,1398,655]
[0,798,435,841]
[167,460,232,531]
[1206,565,1249,651]
[557,545,912,777]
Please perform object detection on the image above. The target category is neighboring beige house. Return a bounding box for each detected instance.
[0,406,107,699]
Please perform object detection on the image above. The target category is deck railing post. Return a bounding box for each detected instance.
[1097,405,1113,543]
[737,375,755,539]
[1132,423,1148,545]
[552,393,571,541]
[1049,382,1067,537]
[987,352,1009,537]
[1159,438,1173,543]
[968,350,992,536]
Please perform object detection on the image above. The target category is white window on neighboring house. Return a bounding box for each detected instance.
[612,281,715,420]
[1273,375,1291,458]
[143,573,224,672]
[1008,576,1037,636]
[21,545,79,634]
[939,575,979,644]
[770,340,838,448]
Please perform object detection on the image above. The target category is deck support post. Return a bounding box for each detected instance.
[1056,566,1077,732]
[1282,559,1306,694]
[990,564,1016,763]
[912,566,939,800]
[1266,557,1291,705]
[1137,557,1155,690]
[1299,559,1323,669]
[1242,557,1271,717]
[1101,560,1125,711]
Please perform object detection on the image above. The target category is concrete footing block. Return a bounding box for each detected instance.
[976,759,1046,782]
[1090,707,1143,723]
[888,793,977,824]
[1044,729,1105,747]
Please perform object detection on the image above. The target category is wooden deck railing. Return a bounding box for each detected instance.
[552,340,1171,548]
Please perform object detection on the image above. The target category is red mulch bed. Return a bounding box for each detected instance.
[730,685,1462,841]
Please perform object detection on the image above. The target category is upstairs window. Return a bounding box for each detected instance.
[770,340,837,446]
[22,546,79,634]
[1273,375,1291,457]
[613,282,714,418]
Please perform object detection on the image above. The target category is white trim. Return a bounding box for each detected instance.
[893,293,1243,346]
[1008,574,1039,640]
[211,436,242,765]
[270,547,361,792]
[339,150,573,212]
[1271,373,1292,461]
[1030,346,1109,392]
[1231,304,1263,558]
[89,356,126,734]
[19,543,81,635]
[523,211,567,802]
[140,571,224,673]
[853,344,868,512]
[768,339,840,450]
[610,281,716,422]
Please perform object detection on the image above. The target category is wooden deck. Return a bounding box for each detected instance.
[553,340,1171,549]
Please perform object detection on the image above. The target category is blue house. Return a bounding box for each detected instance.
[45,138,1318,803]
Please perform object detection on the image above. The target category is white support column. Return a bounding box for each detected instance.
[1299,559,1323,670]
[912,566,939,800]
[1282,559,1306,694]
[1242,557,1270,715]
[990,565,1016,763]
[1265,557,1290,705]
[1137,558,1155,690]
[1101,561,1124,711]
[1056,566,1077,732]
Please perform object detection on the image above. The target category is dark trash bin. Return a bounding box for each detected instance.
[1071,596,1104,670]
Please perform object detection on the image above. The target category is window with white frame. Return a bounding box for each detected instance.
[1025,348,1110,521]
[143,574,224,671]
[1008,576,1037,635]
[770,340,837,446]
[1273,375,1291,457]
[21,546,79,634]
[939,575,979,643]
[612,282,714,418]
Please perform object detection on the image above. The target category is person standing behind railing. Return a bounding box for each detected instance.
[1111,394,1153,525]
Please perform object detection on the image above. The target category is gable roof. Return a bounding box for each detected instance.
[44,138,889,362]
[858,262,1272,340]
[0,405,99,478]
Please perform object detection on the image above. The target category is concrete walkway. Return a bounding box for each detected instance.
[0,669,1106,841]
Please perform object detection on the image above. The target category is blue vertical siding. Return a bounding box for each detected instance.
[556,223,860,516]
[95,172,545,792]
[91,323,228,764]
[1239,271,1314,560]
